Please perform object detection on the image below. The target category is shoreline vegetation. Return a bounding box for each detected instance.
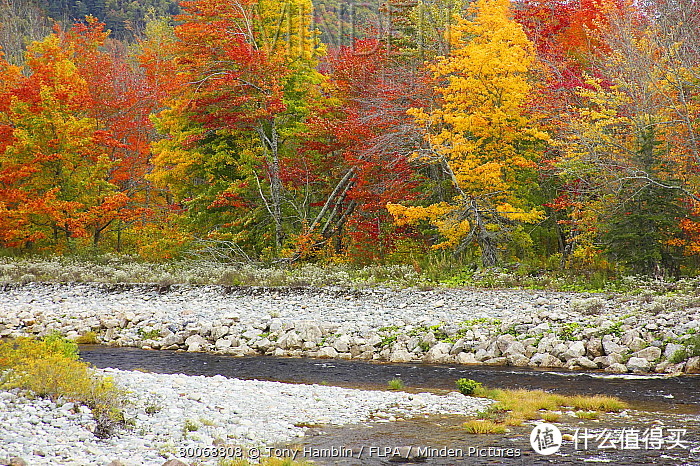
[3,255,700,294]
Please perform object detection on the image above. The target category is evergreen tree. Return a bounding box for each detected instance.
[602,128,684,277]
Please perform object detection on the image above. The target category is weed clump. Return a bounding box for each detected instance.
[575,411,601,420]
[387,378,405,390]
[463,419,507,434]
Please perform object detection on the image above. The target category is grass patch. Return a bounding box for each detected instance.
[74,331,98,344]
[463,419,507,434]
[0,334,127,438]
[183,419,199,432]
[575,411,601,420]
[504,415,524,426]
[387,378,405,390]
[540,411,561,422]
[458,381,627,433]
[565,394,627,412]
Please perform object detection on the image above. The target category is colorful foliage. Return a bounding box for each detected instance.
[0,0,698,275]
[389,0,548,265]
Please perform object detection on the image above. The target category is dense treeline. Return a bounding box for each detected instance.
[0,0,179,49]
[0,0,699,277]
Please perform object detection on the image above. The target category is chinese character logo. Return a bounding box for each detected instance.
[530,423,562,455]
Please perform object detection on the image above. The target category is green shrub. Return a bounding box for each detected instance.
[559,322,581,341]
[387,378,404,390]
[456,378,482,395]
[145,404,161,415]
[670,348,688,364]
[684,334,700,358]
[669,334,700,363]
[137,328,161,340]
[0,335,127,438]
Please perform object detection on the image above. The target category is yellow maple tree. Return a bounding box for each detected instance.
[388,0,548,265]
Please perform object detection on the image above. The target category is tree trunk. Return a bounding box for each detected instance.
[116,221,122,253]
[478,228,498,267]
[471,200,497,267]
[257,120,283,251]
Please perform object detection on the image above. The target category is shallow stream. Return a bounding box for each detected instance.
[80,346,700,465]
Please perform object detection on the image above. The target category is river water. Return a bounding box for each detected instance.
[80,346,700,465]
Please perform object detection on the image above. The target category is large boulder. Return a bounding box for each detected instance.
[317,346,338,358]
[503,341,527,358]
[568,356,598,369]
[605,363,628,373]
[210,325,230,341]
[686,356,700,374]
[423,342,452,364]
[390,348,413,363]
[332,335,352,353]
[455,352,479,364]
[160,333,184,347]
[529,353,564,368]
[277,331,303,350]
[602,336,627,355]
[626,357,651,373]
[184,334,208,352]
[585,338,604,358]
[562,341,586,361]
[632,346,661,361]
[508,354,530,367]
[214,338,232,350]
[495,334,516,352]
[296,322,323,343]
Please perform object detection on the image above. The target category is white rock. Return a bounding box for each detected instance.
[317,346,338,358]
[185,334,208,352]
[633,346,661,361]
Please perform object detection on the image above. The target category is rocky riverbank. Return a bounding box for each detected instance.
[1,282,700,374]
[0,368,492,465]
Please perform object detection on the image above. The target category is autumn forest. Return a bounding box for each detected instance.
[0,0,699,278]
